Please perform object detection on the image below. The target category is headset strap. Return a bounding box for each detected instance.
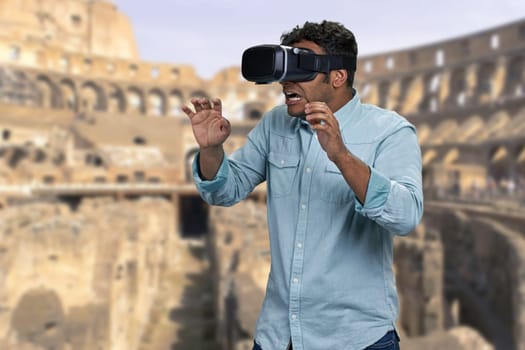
[299,53,356,73]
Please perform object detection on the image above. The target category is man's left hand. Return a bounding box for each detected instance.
[305,102,347,163]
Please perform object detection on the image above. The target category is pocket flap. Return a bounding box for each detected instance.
[269,152,300,169]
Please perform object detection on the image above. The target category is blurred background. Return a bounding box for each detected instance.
[0,1,524,349]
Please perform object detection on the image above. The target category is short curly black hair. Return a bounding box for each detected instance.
[280,20,358,87]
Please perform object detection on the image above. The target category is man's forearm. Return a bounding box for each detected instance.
[332,150,371,205]
[199,146,225,180]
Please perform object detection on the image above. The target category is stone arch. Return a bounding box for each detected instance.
[399,75,424,115]
[501,106,525,138]
[11,288,65,350]
[447,67,468,107]
[432,119,458,145]
[443,148,459,165]
[396,75,414,111]
[36,75,61,108]
[60,79,77,111]
[147,88,166,116]
[243,101,265,121]
[516,144,525,180]
[417,123,431,145]
[419,72,442,113]
[488,145,511,182]
[169,89,184,116]
[108,84,126,114]
[504,55,524,98]
[454,115,485,143]
[190,90,209,100]
[422,149,438,166]
[80,81,106,112]
[475,110,511,142]
[377,80,390,109]
[474,61,497,103]
[127,87,145,114]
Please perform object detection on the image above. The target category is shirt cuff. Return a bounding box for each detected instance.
[355,166,391,212]
[192,151,229,192]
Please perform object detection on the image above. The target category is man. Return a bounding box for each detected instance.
[183,20,423,350]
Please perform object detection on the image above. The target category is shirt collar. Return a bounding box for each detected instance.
[334,88,360,131]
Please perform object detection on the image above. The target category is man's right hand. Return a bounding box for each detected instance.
[182,97,231,149]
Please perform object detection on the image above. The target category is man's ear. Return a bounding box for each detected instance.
[331,69,348,88]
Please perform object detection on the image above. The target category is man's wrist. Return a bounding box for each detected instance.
[330,148,351,165]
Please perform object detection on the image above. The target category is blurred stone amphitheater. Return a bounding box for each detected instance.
[0,1,524,349]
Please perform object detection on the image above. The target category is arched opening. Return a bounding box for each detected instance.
[108,85,126,114]
[2,129,11,141]
[454,116,485,143]
[60,79,77,111]
[80,81,106,112]
[148,89,166,116]
[417,124,431,145]
[432,119,458,145]
[419,73,441,113]
[378,80,390,109]
[190,90,209,100]
[243,102,265,121]
[504,55,524,98]
[127,87,145,115]
[36,75,61,108]
[514,145,525,188]
[396,76,414,111]
[169,90,184,116]
[11,288,65,350]
[475,61,496,103]
[179,195,209,238]
[488,146,511,185]
[448,68,468,107]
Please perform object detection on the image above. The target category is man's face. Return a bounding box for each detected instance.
[281,40,333,118]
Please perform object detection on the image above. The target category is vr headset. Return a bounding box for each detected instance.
[241,44,356,84]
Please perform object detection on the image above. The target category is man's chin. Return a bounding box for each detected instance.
[287,105,306,118]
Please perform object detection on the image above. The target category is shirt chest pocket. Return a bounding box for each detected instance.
[268,152,300,197]
[319,162,355,205]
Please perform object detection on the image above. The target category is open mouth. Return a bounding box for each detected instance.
[284,91,303,104]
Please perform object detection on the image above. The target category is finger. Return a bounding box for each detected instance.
[182,105,195,119]
[212,98,222,113]
[200,98,212,109]
[305,102,330,114]
[306,112,329,126]
[191,98,203,112]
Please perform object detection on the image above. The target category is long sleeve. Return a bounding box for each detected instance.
[355,125,423,235]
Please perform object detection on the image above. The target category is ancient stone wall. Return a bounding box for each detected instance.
[0,197,181,350]
[424,205,525,349]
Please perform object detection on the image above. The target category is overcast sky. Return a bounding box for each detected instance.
[114,0,525,79]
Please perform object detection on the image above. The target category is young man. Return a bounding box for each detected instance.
[183,21,423,350]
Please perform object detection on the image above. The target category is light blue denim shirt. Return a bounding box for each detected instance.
[193,91,423,350]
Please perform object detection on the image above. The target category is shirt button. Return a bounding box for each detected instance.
[301,204,306,210]
[293,278,299,284]
[291,314,297,320]
[306,167,311,173]
[297,242,303,248]
[280,160,285,165]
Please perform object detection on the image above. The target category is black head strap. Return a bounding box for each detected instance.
[299,53,356,73]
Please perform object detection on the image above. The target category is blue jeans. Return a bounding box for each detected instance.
[252,330,400,350]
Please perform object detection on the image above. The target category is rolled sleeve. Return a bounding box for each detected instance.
[192,151,229,192]
[355,166,391,212]
[355,125,423,235]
